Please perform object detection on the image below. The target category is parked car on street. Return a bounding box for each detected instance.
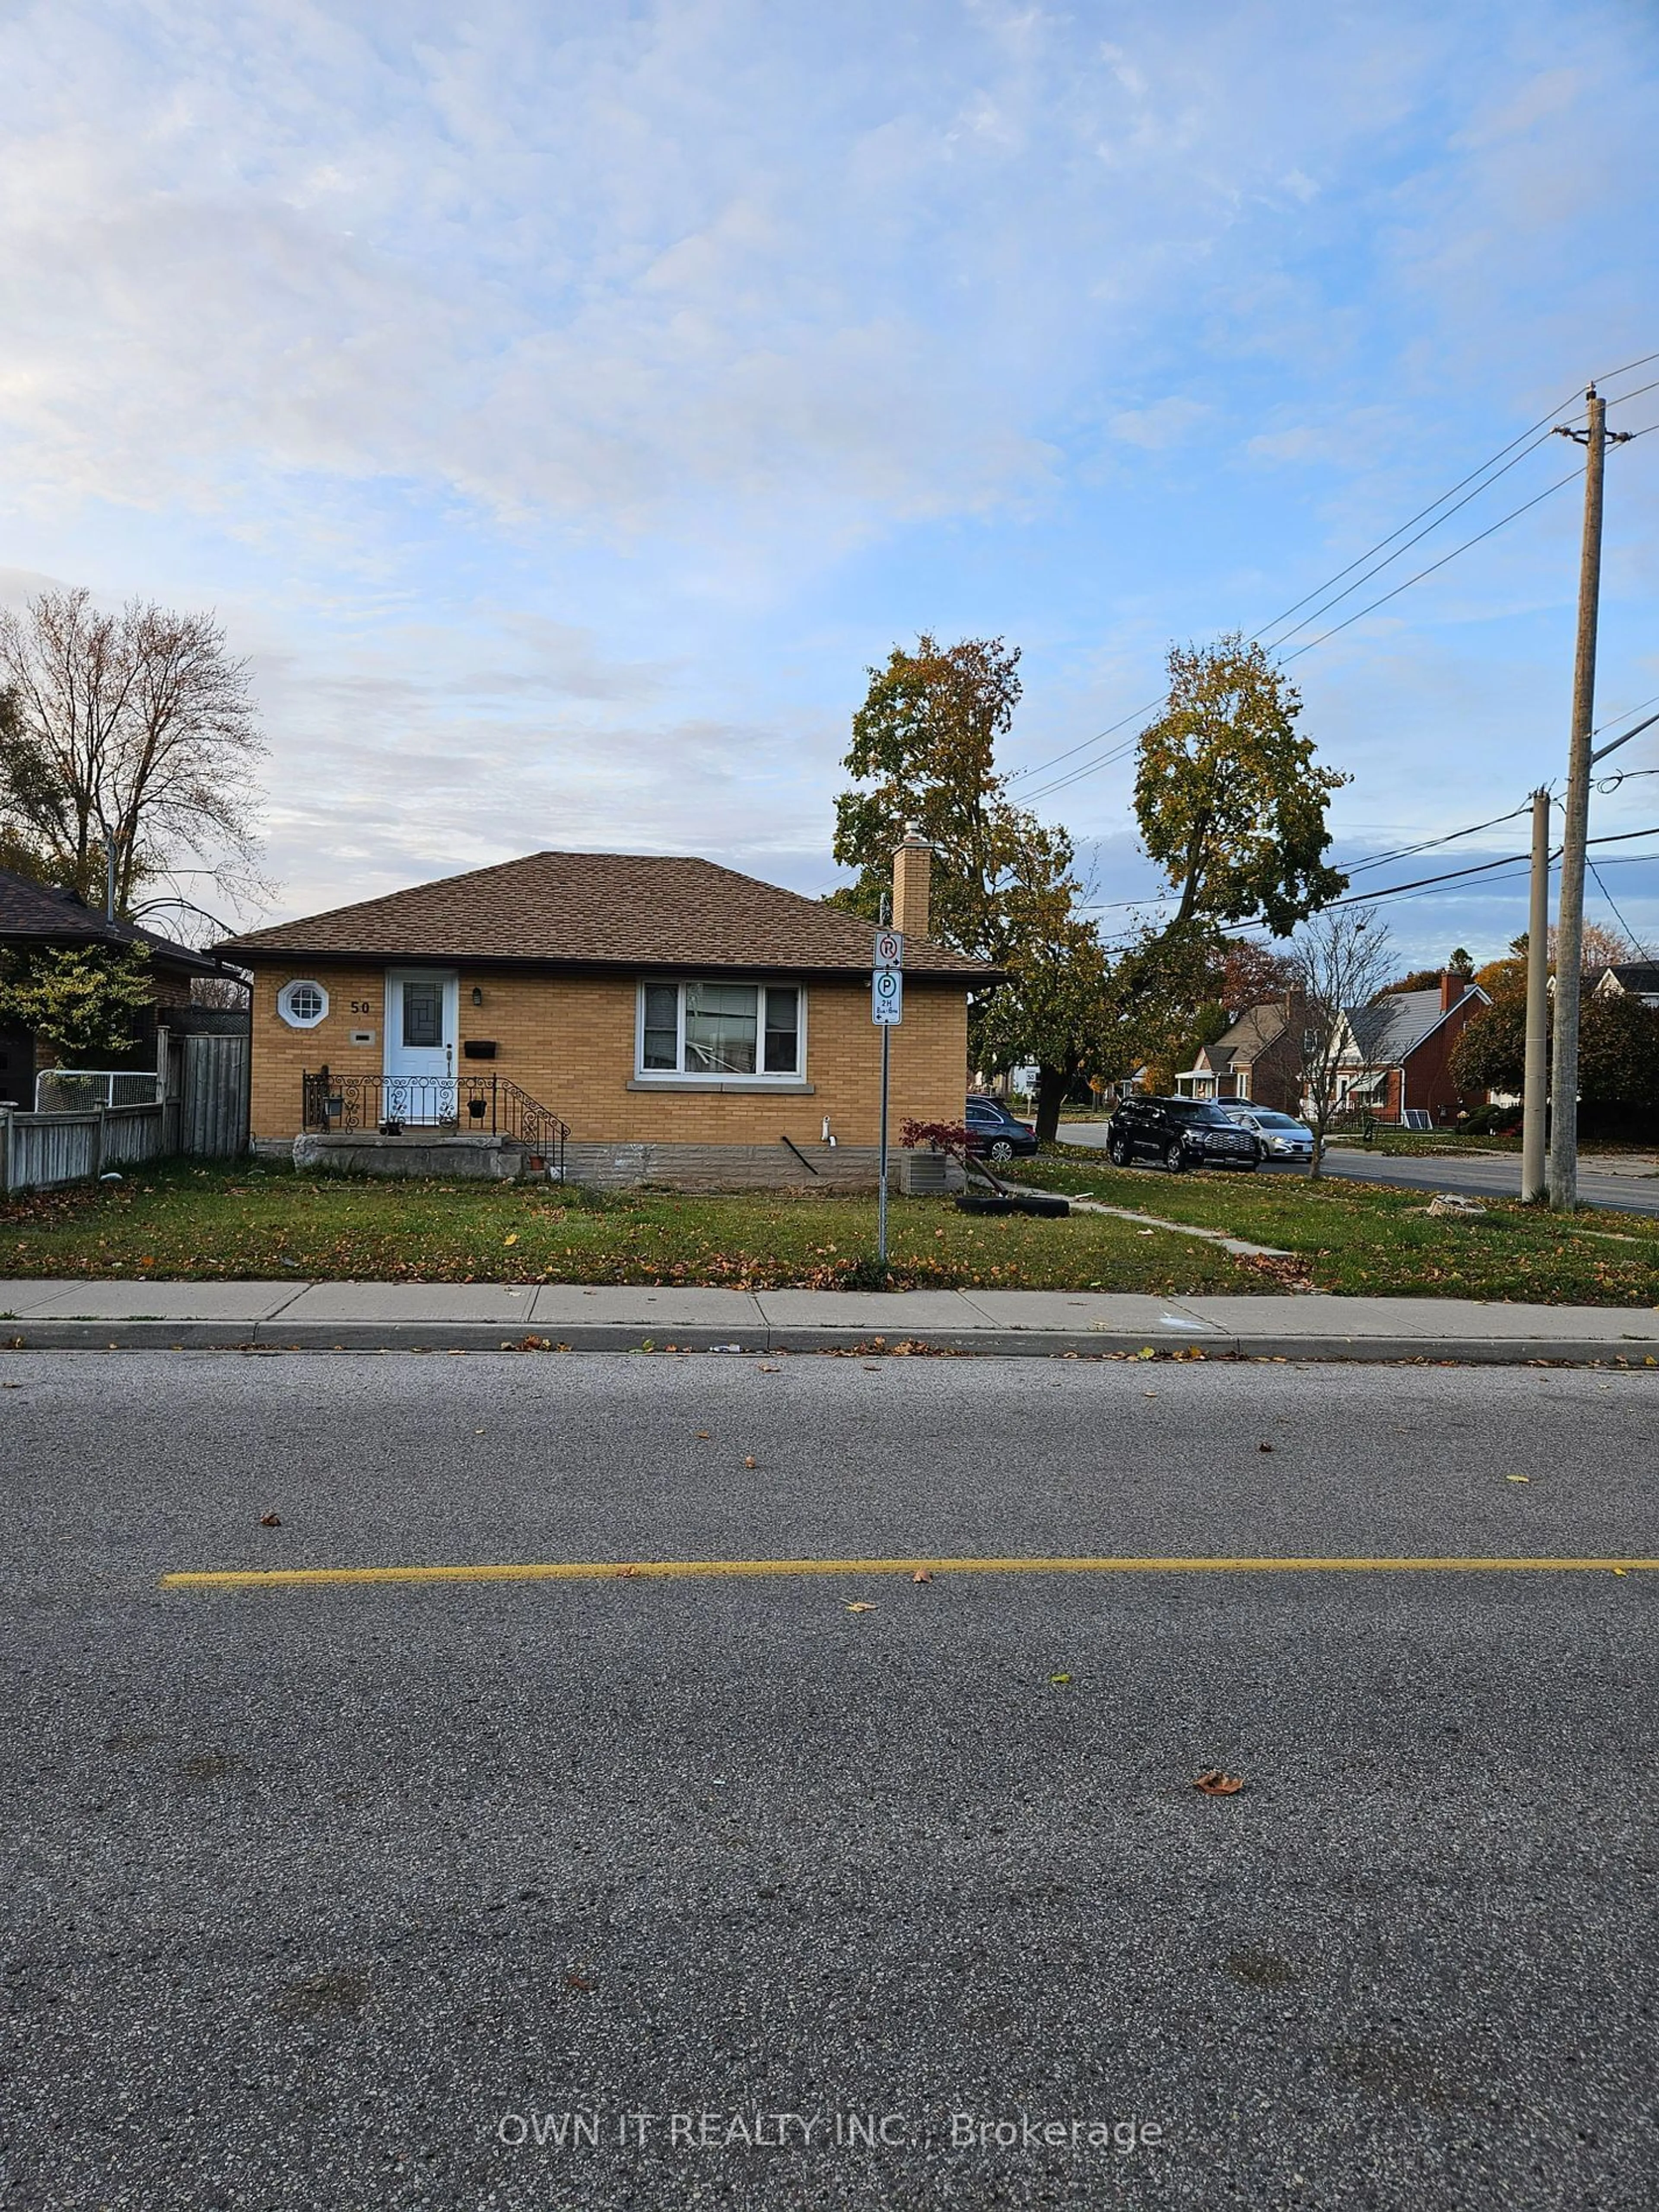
[964,1094,1040,1161]
[1105,1095,1260,1172]
[1219,1103,1316,1162]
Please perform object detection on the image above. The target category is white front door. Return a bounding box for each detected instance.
[384,969,458,1120]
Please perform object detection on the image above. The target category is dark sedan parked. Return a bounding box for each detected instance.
[1106,1094,1260,1172]
[964,1095,1040,1161]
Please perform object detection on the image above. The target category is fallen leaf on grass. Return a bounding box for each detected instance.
[259,1512,282,1527]
[843,1601,875,1614]
[503,1233,519,1246]
[1192,1769,1244,1796]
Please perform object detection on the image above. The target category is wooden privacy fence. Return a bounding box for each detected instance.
[180,1032,250,1158]
[0,1101,176,1193]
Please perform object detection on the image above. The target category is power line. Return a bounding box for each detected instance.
[1247,379,1588,642]
[1278,463,1584,664]
[1588,861,1652,957]
[1008,369,1654,801]
[1338,800,1535,877]
[1256,432,1560,654]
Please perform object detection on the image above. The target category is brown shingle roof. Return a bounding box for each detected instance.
[216,852,995,981]
[0,864,217,973]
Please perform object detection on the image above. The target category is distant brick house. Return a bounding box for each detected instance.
[216,836,995,1186]
[1176,998,1304,1114]
[1178,971,1492,1125]
[0,864,218,1109]
[1334,973,1491,1124]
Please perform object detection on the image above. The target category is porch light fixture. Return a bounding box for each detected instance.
[471,985,484,1006]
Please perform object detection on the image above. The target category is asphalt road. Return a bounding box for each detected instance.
[3,1351,1656,2211]
[1058,1125,1659,1215]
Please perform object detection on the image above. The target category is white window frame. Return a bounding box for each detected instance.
[634,977,807,1084]
[276,977,329,1030]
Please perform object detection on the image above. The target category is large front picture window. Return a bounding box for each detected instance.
[638,980,803,1078]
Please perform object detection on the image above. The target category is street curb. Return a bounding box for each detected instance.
[3,1318,1658,1365]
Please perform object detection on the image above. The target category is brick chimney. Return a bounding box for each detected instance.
[893,823,931,939]
[1439,969,1468,1013]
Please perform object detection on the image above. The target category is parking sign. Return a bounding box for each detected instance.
[872,967,903,1025]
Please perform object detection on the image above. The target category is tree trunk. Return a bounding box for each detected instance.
[1035,1065,1069,1144]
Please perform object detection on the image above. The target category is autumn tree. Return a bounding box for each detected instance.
[1134,634,1348,934]
[1220,937,1297,1015]
[0,588,267,918]
[832,635,1029,962]
[833,634,1102,1112]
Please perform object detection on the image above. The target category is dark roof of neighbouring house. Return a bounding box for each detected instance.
[215,851,998,980]
[0,864,218,973]
[1206,1001,1293,1065]
[1601,961,1659,995]
[1345,984,1487,1066]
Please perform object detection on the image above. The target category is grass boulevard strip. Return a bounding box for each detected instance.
[159,1553,1659,1589]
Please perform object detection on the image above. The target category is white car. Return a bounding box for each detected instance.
[1220,1105,1316,1161]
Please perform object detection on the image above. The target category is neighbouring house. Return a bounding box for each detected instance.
[1332,972,1491,1125]
[0,864,220,1110]
[1594,960,1659,1008]
[1176,996,1304,1114]
[216,833,996,1186]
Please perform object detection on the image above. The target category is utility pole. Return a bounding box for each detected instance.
[1547,386,1630,1208]
[1520,788,1551,1202]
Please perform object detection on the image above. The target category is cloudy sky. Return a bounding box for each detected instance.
[2,0,1656,964]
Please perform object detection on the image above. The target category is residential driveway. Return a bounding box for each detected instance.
[1058,1123,1659,1215]
[3,1351,1656,2210]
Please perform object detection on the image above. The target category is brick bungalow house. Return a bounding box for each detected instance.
[1333,972,1490,1124]
[0,864,219,1109]
[216,833,994,1185]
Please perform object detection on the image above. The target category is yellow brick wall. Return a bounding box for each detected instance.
[247,961,969,1146]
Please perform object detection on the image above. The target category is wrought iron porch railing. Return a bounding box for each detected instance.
[301,1070,568,1175]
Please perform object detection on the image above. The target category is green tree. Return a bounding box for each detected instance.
[1449,991,1526,1096]
[1133,634,1349,934]
[0,943,153,1063]
[977,836,1114,1140]
[1098,922,1228,1095]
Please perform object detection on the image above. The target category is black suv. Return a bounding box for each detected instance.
[964,1095,1040,1161]
[1106,1095,1260,1173]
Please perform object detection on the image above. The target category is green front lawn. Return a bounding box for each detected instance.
[3,1157,1656,1306]
[1016,1152,1659,1306]
[0,1160,1242,1297]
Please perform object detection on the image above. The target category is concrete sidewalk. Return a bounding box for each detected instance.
[2,1278,1658,1363]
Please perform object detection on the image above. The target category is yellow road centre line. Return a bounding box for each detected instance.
[159,1554,1657,1590]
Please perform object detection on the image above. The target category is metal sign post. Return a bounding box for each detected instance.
[871,932,904,1266]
